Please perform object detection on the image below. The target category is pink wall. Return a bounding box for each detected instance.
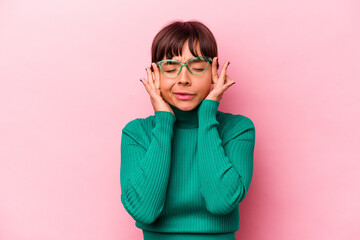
[1,0,359,239]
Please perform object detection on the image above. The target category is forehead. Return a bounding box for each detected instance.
[172,56,199,62]
[160,39,204,62]
[172,40,202,61]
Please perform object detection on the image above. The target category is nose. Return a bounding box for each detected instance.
[177,66,191,85]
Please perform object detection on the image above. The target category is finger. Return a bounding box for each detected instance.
[212,57,219,84]
[224,74,231,84]
[222,79,235,91]
[152,63,160,90]
[146,67,155,89]
[219,61,230,85]
[140,78,151,94]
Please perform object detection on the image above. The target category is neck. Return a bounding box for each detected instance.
[168,102,200,129]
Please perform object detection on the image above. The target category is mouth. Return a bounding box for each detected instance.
[174,92,195,101]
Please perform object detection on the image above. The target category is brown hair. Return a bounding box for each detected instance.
[150,20,219,71]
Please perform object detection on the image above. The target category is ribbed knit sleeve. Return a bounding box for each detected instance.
[120,111,176,224]
[197,99,255,215]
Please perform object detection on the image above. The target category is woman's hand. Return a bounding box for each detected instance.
[140,63,175,116]
[205,57,235,102]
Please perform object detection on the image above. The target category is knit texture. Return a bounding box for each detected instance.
[120,99,255,233]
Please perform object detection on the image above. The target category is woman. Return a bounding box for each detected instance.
[120,20,255,240]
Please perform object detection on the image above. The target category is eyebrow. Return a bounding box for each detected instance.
[172,57,196,62]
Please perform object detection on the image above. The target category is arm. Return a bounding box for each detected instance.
[120,111,176,224]
[198,99,255,215]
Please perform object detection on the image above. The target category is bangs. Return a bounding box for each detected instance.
[160,31,202,60]
[151,20,218,64]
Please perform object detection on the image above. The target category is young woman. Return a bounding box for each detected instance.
[120,20,256,240]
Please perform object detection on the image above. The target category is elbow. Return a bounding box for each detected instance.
[203,184,248,216]
[135,214,159,225]
[204,195,240,215]
[205,203,234,216]
[121,194,163,224]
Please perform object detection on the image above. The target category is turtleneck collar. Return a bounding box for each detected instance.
[168,102,200,129]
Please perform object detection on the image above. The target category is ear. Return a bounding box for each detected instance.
[210,65,215,84]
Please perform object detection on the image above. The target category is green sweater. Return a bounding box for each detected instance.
[120,99,255,235]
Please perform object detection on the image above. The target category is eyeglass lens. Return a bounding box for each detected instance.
[160,59,208,78]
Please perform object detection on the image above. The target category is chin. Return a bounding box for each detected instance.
[174,100,199,111]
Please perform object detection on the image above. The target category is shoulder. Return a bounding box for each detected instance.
[216,111,255,144]
[121,114,156,141]
[122,114,156,132]
[217,111,255,129]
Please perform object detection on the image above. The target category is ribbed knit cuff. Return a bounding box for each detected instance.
[198,99,220,126]
[154,111,176,131]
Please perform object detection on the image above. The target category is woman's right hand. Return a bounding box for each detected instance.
[140,63,175,116]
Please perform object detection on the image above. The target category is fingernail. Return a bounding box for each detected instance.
[139,79,142,82]
[228,62,230,65]
[145,67,147,71]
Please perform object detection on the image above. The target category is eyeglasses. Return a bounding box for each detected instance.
[155,56,212,78]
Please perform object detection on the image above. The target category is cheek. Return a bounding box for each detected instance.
[201,74,213,88]
[159,79,171,95]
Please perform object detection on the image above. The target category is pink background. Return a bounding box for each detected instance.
[1,0,359,239]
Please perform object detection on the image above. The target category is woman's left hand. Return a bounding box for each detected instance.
[205,57,235,102]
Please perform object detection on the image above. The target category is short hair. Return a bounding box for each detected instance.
[150,20,219,72]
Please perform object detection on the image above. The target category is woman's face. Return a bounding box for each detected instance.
[159,40,214,111]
